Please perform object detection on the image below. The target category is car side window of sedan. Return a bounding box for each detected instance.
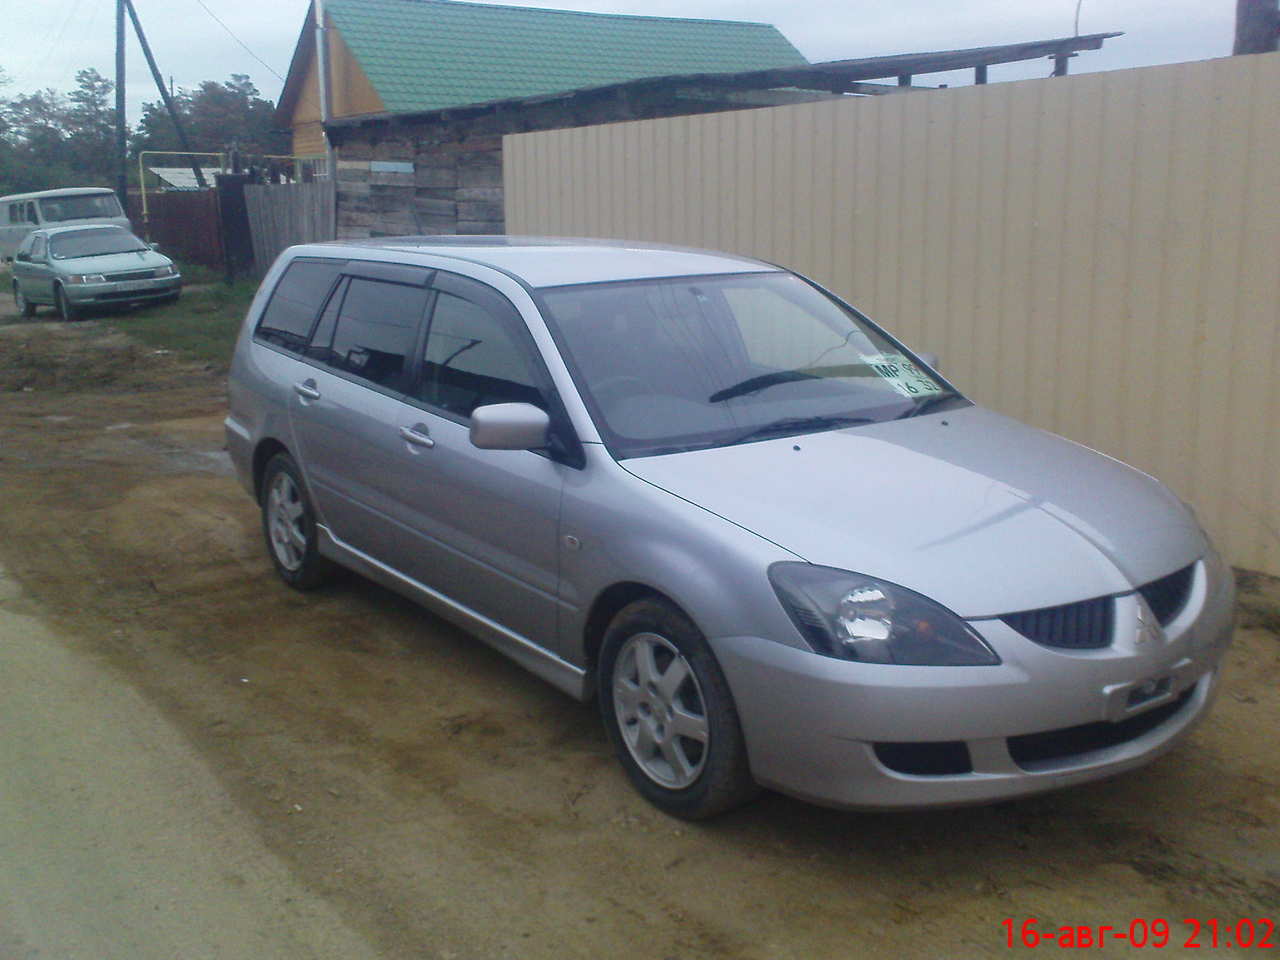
[313,277,430,395]
[29,235,46,261]
[417,279,544,418]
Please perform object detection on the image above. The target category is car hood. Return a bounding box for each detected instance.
[621,405,1206,619]
[52,250,172,274]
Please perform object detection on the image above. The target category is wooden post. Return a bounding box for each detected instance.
[1235,0,1280,53]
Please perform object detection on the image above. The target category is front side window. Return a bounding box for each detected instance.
[419,290,542,417]
[539,272,963,458]
[49,227,145,260]
[39,193,122,222]
[310,277,428,393]
[29,235,47,260]
[255,259,343,353]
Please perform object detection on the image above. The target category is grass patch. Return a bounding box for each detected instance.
[103,278,258,370]
[170,259,225,286]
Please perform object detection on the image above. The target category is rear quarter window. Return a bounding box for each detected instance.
[254,259,343,353]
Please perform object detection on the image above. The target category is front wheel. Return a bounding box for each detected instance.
[598,599,758,819]
[13,282,36,318]
[55,286,80,322]
[260,453,332,590]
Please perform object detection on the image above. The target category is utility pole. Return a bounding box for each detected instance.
[124,0,207,188]
[115,0,128,206]
[1235,0,1280,53]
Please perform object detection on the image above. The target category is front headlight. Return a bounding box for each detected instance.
[768,563,1000,666]
[155,265,176,277]
[65,274,106,284]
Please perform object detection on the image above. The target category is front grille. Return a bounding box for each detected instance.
[1000,595,1114,650]
[1008,686,1195,768]
[1137,564,1195,626]
[104,269,157,281]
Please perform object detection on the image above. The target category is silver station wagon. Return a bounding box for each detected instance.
[226,238,1235,819]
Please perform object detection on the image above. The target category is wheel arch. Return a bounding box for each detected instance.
[252,437,291,503]
[582,582,691,686]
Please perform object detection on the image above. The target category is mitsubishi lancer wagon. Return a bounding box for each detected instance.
[225,237,1235,819]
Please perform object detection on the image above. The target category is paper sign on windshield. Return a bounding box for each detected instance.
[861,353,944,398]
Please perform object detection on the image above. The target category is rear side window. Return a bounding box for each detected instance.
[311,277,429,393]
[255,259,343,353]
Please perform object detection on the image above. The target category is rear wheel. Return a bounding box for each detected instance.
[13,282,35,318]
[260,453,332,590]
[55,286,80,322]
[598,598,758,819]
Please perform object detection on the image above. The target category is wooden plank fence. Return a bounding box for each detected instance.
[243,181,336,274]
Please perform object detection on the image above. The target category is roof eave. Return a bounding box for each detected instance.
[324,32,1123,135]
[276,3,317,126]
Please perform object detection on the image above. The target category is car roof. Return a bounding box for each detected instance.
[295,236,779,288]
[0,187,117,203]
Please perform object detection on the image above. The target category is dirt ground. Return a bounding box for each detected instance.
[0,308,1277,959]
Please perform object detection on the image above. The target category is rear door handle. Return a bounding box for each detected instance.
[294,379,321,400]
[399,424,435,449]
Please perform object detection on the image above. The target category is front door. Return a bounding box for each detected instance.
[387,271,566,649]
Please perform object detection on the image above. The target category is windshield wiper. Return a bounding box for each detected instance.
[709,370,817,403]
[58,249,143,259]
[710,363,881,404]
[730,414,872,445]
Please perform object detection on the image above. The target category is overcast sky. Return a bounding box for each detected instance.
[1,0,1238,117]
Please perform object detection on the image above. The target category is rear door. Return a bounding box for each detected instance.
[286,262,435,563]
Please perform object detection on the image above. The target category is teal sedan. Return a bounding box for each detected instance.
[11,223,182,321]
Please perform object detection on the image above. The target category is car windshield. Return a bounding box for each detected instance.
[50,227,146,260]
[539,272,966,458]
[39,193,123,222]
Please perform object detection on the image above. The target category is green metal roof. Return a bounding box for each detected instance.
[324,0,808,115]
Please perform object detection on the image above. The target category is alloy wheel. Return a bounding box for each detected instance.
[611,632,710,789]
[267,470,307,572]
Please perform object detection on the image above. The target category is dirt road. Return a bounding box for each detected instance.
[0,316,1277,959]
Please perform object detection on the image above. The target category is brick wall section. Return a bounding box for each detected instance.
[328,88,810,239]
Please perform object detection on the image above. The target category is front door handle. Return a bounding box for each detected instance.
[399,424,435,449]
[294,379,321,400]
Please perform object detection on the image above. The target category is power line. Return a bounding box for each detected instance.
[188,0,286,82]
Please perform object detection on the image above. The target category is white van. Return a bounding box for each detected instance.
[1,188,131,262]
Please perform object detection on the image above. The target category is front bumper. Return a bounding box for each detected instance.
[711,558,1235,809]
[64,276,181,305]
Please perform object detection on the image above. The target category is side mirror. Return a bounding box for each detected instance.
[916,351,940,371]
[469,402,550,451]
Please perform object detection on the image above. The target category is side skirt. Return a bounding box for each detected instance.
[316,524,590,701]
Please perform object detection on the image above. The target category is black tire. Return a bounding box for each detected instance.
[598,598,758,820]
[13,282,36,318]
[55,285,80,322]
[260,453,332,590]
